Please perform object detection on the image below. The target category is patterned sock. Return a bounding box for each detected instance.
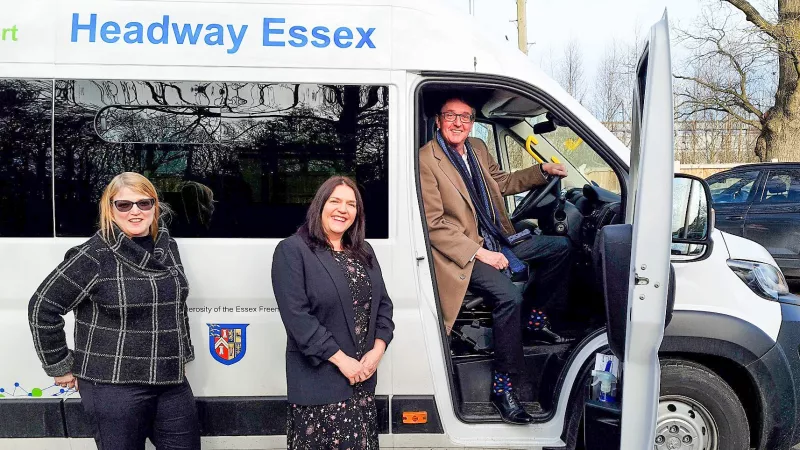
[526,309,548,331]
[492,371,513,395]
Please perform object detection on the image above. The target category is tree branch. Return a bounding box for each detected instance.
[674,74,764,119]
[676,94,762,129]
[723,0,778,38]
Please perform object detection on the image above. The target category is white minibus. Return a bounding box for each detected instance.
[1,1,797,449]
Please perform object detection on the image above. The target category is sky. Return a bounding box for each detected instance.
[441,0,706,78]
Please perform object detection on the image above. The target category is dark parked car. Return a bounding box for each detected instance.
[706,163,800,279]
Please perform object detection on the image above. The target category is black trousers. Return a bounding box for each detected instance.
[78,379,201,450]
[468,235,571,375]
[514,235,572,320]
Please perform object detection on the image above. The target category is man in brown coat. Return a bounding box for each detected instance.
[419,96,572,424]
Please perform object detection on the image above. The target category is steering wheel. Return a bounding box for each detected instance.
[510,175,561,222]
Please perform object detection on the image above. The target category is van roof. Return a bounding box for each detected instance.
[1,0,632,165]
[3,0,537,72]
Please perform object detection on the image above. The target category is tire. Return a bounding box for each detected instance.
[657,359,749,450]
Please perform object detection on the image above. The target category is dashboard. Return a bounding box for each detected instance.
[537,184,623,257]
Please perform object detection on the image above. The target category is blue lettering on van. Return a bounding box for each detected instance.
[354,27,375,48]
[262,17,375,49]
[288,25,308,47]
[311,26,330,48]
[71,13,248,54]
[262,17,285,46]
[333,27,353,48]
[70,13,375,54]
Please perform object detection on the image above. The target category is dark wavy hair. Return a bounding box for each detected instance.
[298,176,373,267]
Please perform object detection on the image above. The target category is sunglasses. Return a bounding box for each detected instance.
[112,198,156,212]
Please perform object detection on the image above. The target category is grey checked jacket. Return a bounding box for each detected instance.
[28,226,194,385]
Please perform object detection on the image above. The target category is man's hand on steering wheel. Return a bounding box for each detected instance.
[541,163,568,178]
[509,163,567,222]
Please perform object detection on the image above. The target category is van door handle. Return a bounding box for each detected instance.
[726,215,743,221]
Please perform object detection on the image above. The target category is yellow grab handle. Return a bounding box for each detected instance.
[550,156,561,164]
[525,136,544,164]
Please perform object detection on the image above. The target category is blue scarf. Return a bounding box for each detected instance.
[436,131,526,277]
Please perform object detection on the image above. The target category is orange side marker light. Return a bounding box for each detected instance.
[402,411,428,424]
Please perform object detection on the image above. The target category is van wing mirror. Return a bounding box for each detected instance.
[671,174,714,260]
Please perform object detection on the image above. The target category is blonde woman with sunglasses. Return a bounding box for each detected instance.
[27,172,200,450]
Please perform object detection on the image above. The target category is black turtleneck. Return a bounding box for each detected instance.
[131,235,155,254]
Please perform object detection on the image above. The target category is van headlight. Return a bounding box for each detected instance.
[727,259,789,301]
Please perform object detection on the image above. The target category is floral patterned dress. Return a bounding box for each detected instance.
[286,250,379,450]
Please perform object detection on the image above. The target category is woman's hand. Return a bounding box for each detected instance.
[54,373,78,391]
[329,350,365,385]
[358,339,387,381]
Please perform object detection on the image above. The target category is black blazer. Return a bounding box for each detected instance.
[272,234,395,405]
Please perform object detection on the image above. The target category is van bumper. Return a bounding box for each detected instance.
[747,300,800,450]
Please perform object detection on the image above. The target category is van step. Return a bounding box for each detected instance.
[460,401,544,422]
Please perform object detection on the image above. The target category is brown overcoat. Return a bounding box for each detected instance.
[418,137,547,331]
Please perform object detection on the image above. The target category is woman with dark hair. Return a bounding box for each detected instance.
[272,176,394,449]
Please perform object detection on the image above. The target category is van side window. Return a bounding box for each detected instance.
[0,79,54,237]
[470,122,497,157]
[504,135,536,173]
[53,80,390,238]
[502,135,536,213]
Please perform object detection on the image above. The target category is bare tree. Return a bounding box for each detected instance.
[589,30,644,147]
[674,71,761,164]
[539,44,558,80]
[674,0,800,162]
[593,42,625,124]
[620,27,644,121]
[556,38,587,104]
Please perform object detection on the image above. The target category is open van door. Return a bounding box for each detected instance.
[590,12,677,449]
[617,13,673,447]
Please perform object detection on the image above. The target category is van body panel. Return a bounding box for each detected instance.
[723,229,780,266]
[672,230,782,341]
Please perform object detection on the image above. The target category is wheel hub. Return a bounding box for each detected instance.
[655,395,718,450]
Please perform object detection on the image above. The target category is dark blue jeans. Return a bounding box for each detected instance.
[468,235,571,375]
[79,379,201,450]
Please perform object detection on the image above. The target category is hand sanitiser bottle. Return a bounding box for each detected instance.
[591,360,617,403]
[584,357,621,450]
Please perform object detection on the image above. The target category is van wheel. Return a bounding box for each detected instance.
[657,359,749,450]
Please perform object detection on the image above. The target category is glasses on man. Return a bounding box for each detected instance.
[112,199,156,212]
[440,111,475,123]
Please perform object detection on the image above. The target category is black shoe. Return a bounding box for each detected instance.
[490,391,533,425]
[525,325,576,345]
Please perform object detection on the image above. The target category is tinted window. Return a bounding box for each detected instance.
[0,79,53,237]
[54,80,389,238]
[759,170,800,204]
[707,170,759,204]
